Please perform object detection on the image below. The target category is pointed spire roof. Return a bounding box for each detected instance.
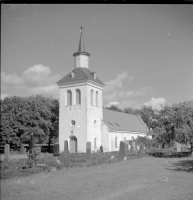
[78,25,85,52]
[73,26,90,57]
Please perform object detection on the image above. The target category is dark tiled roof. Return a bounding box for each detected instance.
[57,67,105,87]
[103,108,149,133]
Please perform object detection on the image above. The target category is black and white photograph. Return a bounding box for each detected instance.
[1,4,193,200]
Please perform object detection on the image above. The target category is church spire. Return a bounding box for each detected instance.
[73,26,90,69]
[78,25,85,52]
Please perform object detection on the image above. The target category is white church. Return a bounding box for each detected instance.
[57,28,149,153]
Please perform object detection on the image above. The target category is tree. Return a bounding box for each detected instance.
[46,98,59,152]
[0,96,27,146]
[124,107,134,114]
[106,105,123,112]
[124,107,140,115]
[0,95,59,146]
[171,101,193,150]
[139,106,155,129]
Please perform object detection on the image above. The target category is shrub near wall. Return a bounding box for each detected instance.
[147,148,192,158]
[1,151,148,180]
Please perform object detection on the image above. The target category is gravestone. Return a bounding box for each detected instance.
[4,144,10,162]
[53,143,60,156]
[64,140,68,153]
[20,143,25,154]
[128,144,131,151]
[130,141,135,153]
[176,143,182,152]
[132,141,136,151]
[125,143,128,151]
[86,142,92,160]
[29,133,35,154]
[119,141,125,158]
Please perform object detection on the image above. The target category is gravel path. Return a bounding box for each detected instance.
[1,156,193,200]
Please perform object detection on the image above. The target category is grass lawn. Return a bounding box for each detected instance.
[1,156,193,200]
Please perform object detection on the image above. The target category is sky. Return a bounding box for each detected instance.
[1,4,193,110]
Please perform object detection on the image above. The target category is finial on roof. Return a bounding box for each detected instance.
[80,25,83,35]
[78,26,85,52]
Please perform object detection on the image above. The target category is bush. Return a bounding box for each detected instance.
[1,151,149,180]
[44,156,64,170]
[0,160,10,171]
[147,148,192,158]
[1,166,45,180]
[27,147,41,167]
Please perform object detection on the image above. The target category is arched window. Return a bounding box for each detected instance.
[115,137,118,148]
[94,137,97,149]
[76,89,81,105]
[91,89,94,105]
[96,91,98,107]
[67,90,72,106]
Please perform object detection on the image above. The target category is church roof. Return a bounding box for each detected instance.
[57,67,105,87]
[103,108,149,133]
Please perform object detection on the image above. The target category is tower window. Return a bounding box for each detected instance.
[67,90,72,106]
[115,137,118,148]
[96,91,98,107]
[76,89,81,105]
[94,137,97,149]
[71,120,76,126]
[91,89,94,105]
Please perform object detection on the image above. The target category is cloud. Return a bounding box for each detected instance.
[1,64,61,98]
[118,100,141,109]
[106,101,119,107]
[103,71,128,94]
[102,71,154,108]
[1,72,23,85]
[22,64,60,87]
[144,97,166,110]
[103,91,119,103]
[118,87,153,98]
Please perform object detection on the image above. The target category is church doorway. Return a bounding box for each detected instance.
[69,136,77,153]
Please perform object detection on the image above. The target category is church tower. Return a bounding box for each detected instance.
[57,27,105,153]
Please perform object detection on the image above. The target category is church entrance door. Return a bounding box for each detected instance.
[69,136,77,153]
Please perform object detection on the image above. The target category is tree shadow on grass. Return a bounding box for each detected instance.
[166,159,193,173]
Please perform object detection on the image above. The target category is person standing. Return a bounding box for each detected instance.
[100,145,103,153]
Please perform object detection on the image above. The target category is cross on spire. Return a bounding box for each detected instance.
[80,25,83,35]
